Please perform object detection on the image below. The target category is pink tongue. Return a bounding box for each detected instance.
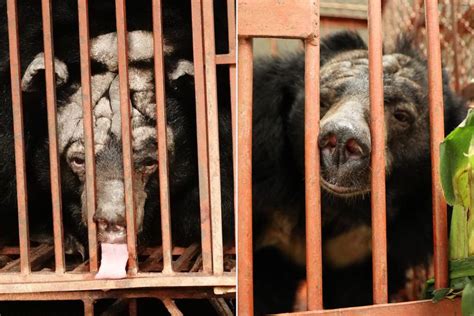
[95,243,129,279]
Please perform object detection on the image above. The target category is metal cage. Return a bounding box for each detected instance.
[0,0,236,314]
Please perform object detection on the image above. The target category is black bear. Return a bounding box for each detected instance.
[252,31,466,314]
[0,0,234,259]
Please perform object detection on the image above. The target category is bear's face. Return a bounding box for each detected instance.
[318,50,430,198]
[21,31,195,244]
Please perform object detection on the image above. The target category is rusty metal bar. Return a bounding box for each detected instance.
[215,54,236,65]
[226,0,237,183]
[237,37,254,316]
[425,0,449,289]
[151,0,173,274]
[226,0,237,244]
[368,0,388,304]
[41,0,66,274]
[273,298,462,316]
[78,0,99,273]
[115,0,138,274]
[0,273,236,293]
[304,30,323,314]
[0,287,235,301]
[6,0,31,275]
[320,16,367,29]
[129,299,137,316]
[83,299,94,316]
[202,0,224,274]
[162,298,183,316]
[190,0,213,274]
[238,0,318,39]
[209,298,234,316]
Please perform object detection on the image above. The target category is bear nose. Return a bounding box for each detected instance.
[94,214,127,244]
[319,123,369,167]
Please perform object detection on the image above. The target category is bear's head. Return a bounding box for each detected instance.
[21,31,197,246]
[289,32,464,201]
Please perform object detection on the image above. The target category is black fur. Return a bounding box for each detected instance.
[252,31,466,314]
[0,0,234,250]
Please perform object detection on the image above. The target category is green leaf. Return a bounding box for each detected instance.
[451,204,469,260]
[462,278,474,316]
[440,109,474,206]
[450,257,474,279]
[432,288,452,302]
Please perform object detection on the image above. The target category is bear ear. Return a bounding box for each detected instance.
[320,31,367,62]
[21,52,69,92]
[168,59,194,81]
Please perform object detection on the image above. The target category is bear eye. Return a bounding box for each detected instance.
[69,156,85,173]
[393,110,411,123]
[141,158,158,172]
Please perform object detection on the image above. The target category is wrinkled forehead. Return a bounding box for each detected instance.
[57,31,168,155]
[90,31,174,72]
[321,50,415,81]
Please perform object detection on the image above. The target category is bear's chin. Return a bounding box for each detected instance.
[320,177,370,198]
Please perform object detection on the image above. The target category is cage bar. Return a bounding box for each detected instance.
[151,0,173,274]
[237,36,254,316]
[83,299,94,316]
[128,299,137,316]
[272,298,461,316]
[190,0,213,273]
[368,0,388,304]
[77,0,99,273]
[425,0,449,289]
[227,0,237,173]
[202,0,224,274]
[6,0,31,275]
[304,29,323,313]
[41,0,66,276]
[114,0,138,274]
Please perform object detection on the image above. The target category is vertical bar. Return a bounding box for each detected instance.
[128,299,137,316]
[304,34,323,313]
[202,0,224,274]
[6,0,31,274]
[41,0,65,273]
[83,299,94,316]
[227,1,237,235]
[152,0,173,274]
[115,0,138,274]
[190,0,213,273]
[425,0,448,289]
[78,0,99,273]
[237,37,254,316]
[450,0,461,92]
[368,0,388,304]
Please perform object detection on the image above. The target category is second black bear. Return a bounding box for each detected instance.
[252,31,466,314]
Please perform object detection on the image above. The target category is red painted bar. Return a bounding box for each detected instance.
[304,36,323,311]
[202,0,224,274]
[190,0,213,273]
[115,0,138,274]
[83,299,94,316]
[77,0,99,273]
[368,0,388,304]
[6,0,31,275]
[227,1,237,231]
[41,0,66,274]
[425,0,449,289]
[152,0,173,274]
[274,298,462,316]
[237,37,254,316]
